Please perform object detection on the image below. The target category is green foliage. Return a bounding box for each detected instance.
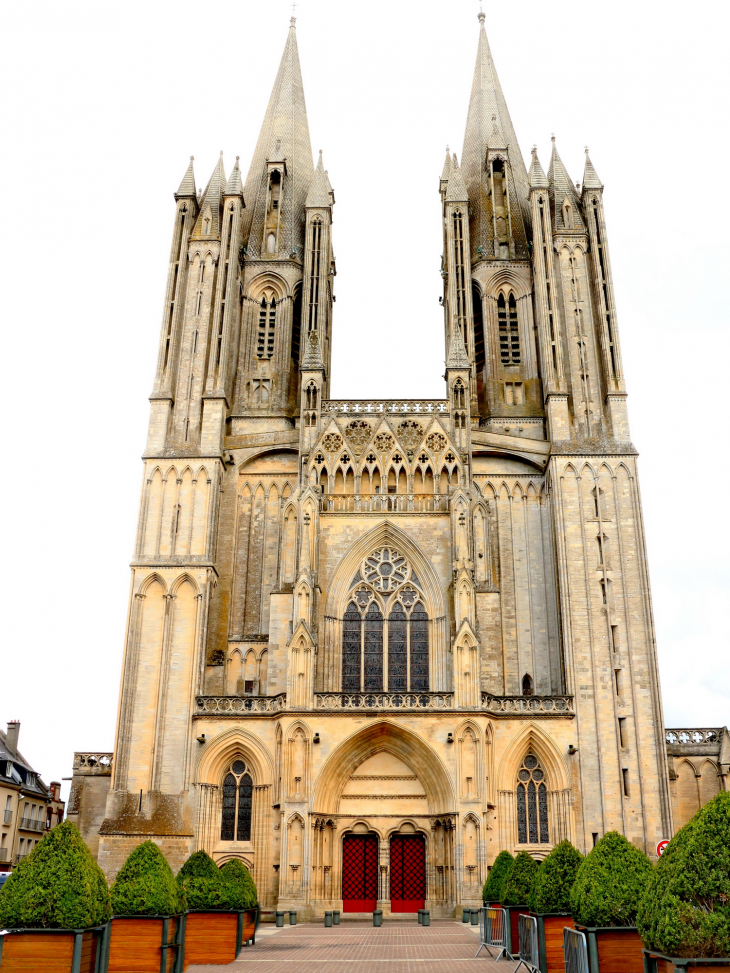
[0,821,110,930]
[501,851,539,906]
[638,791,730,958]
[177,850,219,882]
[110,840,183,916]
[177,850,237,911]
[482,851,514,902]
[570,831,653,928]
[220,859,258,910]
[529,841,584,914]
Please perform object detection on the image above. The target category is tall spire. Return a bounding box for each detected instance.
[461,12,530,219]
[242,18,315,255]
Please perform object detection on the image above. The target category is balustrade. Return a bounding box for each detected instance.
[481,693,574,716]
[73,752,114,774]
[195,694,287,714]
[319,493,449,513]
[315,692,454,710]
[665,728,721,745]
[323,399,449,416]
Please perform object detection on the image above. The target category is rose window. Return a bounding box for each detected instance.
[362,547,409,592]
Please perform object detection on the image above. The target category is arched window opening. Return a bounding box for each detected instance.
[498,293,520,365]
[342,603,361,691]
[291,288,302,363]
[257,298,276,359]
[592,487,604,519]
[387,469,397,494]
[388,604,407,692]
[452,210,468,349]
[473,284,486,410]
[363,603,383,691]
[516,754,549,844]
[597,533,609,567]
[307,217,323,333]
[410,602,429,691]
[522,673,534,696]
[453,380,466,410]
[319,466,328,493]
[220,760,253,842]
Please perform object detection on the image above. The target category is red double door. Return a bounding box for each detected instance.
[342,834,426,914]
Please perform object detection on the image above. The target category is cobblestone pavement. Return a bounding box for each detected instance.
[186,920,507,973]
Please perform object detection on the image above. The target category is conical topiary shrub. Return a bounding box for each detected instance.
[110,840,183,916]
[570,831,653,928]
[483,850,514,902]
[177,850,235,911]
[220,859,258,910]
[0,821,110,929]
[529,840,583,914]
[637,791,730,958]
[501,851,539,906]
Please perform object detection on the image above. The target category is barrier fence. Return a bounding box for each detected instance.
[563,926,589,973]
[475,906,511,961]
[511,913,540,972]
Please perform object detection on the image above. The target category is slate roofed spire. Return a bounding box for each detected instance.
[528,146,549,190]
[243,17,315,254]
[175,156,196,199]
[582,149,604,191]
[461,12,530,218]
[225,156,244,198]
[306,150,333,208]
[192,152,227,238]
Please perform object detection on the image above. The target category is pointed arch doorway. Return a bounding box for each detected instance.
[342,833,378,912]
[390,833,426,913]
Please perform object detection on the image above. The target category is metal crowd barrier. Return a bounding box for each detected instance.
[475,906,511,961]
[511,914,540,972]
[563,927,589,973]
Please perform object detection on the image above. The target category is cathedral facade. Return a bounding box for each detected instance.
[85,14,673,915]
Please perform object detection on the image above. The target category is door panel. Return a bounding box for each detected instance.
[390,834,426,913]
[342,834,378,912]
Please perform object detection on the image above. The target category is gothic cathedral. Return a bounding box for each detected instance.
[86,14,672,915]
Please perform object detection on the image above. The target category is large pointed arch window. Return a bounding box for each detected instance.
[257,298,276,359]
[220,760,253,841]
[498,292,520,365]
[516,754,549,844]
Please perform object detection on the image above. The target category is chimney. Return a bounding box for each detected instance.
[6,721,19,753]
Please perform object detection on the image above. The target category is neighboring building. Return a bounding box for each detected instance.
[666,727,730,830]
[68,12,720,916]
[0,721,65,870]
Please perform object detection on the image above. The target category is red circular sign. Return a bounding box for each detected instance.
[656,840,670,857]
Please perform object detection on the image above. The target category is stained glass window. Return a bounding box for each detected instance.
[388,604,407,692]
[342,603,361,692]
[410,603,429,692]
[220,762,253,843]
[237,773,253,841]
[363,603,383,691]
[516,754,549,844]
[221,773,236,841]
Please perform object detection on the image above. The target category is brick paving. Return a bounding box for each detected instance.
[186,920,507,973]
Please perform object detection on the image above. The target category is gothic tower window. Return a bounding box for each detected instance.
[307,217,323,333]
[498,292,520,365]
[473,284,486,411]
[516,754,549,844]
[342,603,361,691]
[257,299,276,359]
[388,604,407,692]
[522,673,533,696]
[291,287,302,363]
[452,210,468,350]
[363,603,383,691]
[220,760,253,841]
[410,603,429,691]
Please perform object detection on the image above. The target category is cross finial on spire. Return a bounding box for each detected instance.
[478,0,485,23]
[291,1,297,26]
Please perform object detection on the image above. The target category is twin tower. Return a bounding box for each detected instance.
[71,14,671,917]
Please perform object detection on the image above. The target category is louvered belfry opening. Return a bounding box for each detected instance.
[390,834,426,913]
[342,834,379,912]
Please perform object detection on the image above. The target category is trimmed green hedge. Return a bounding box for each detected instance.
[638,791,730,958]
[0,821,110,930]
[570,831,653,928]
[501,851,538,906]
[177,851,239,911]
[220,859,258,910]
[529,840,583,915]
[110,840,183,916]
[482,851,514,902]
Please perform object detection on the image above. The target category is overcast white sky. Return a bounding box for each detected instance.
[1,0,728,800]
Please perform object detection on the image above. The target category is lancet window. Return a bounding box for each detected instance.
[307,217,323,333]
[498,292,520,365]
[516,754,549,844]
[257,299,276,359]
[452,210,468,351]
[340,551,429,693]
[220,760,253,842]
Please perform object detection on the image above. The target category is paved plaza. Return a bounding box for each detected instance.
[186,920,506,973]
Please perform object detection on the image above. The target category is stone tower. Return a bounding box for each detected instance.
[79,13,671,916]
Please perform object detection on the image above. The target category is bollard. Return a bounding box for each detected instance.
[462,908,470,923]
[324,911,333,928]
[276,911,284,927]
[418,909,423,925]
[470,908,479,926]
[289,911,297,926]
[422,910,430,926]
[373,909,383,928]
[333,910,340,925]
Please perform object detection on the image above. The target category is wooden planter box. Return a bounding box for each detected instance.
[644,949,730,971]
[107,915,182,973]
[503,904,532,956]
[533,913,575,973]
[182,911,244,969]
[0,925,108,973]
[576,924,644,973]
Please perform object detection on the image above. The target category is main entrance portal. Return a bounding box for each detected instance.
[389,834,426,912]
[342,834,378,912]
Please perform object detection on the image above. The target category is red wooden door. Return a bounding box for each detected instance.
[342,834,379,912]
[389,834,426,913]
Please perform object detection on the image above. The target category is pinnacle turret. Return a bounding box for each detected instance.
[306,151,333,208]
[582,149,604,191]
[175,156,196,199]
[528,147,549,190]
[446,322,470,369]
[548,139,585,232]
[300,328,325,370]
[191,153,227,238]
[225,156,244,198]
[445,154,468,202]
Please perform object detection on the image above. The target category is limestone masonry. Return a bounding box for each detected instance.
[68,13,729,917]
